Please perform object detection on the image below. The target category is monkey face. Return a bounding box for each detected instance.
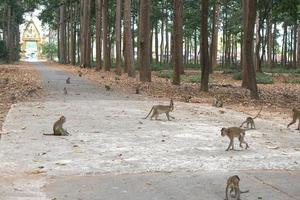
[60,116,66,123]
[221,128,227,136]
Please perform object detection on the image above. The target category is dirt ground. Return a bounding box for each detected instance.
[0,62,42,130]
[46,62,300,120]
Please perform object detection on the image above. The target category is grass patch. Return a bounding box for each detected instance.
[159,70,202,83]
[232,72,273,84]
[285,79,300,84]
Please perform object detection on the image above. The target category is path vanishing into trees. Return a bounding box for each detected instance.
[0,62,299,200]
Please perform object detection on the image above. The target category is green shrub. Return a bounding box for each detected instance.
[42,42,57,60]
[233,72,242,80]
[256,73,273,84]
[159,70,173,79]
[232,72,273,84]
[285,79,300,84]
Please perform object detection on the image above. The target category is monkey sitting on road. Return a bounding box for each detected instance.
[287,108,300,130]
[221,127,249,151]
[145,99,175,121]
[66,77,71,84]
[240,106,263,129]
[63,87,68,95]
[44,116,69,136]
[225,175,249,200]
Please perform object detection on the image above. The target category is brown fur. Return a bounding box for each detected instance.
[145,99,174,121]
[225,175,249,200]
[287,108,300,130]
[221,127,249,151]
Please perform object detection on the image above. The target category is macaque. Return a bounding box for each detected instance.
[240,106,263,129]
[221,127,249,151]
[105,85,111,91]
[66,77,71,84]
[44,116,69,136]
[225,175,249,200]
[145,99,175,121]
[287,108,300,130]
[63,87,67,95]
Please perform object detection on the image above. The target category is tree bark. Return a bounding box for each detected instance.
[242,0,259,99]
[103,0,110,71]
[139,0,151,82]
[172,0,183,85]
[124,0,135,77]
[115,0,122,75]
[59,4,66,64]
[95,0,103,70]
[210,0,220,71]
[200,0,210,92]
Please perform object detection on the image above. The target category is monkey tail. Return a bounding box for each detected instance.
[240,190,249,193]
[239,121,246,128]
[144,107,154,119]
[43,133,57,136]
[252,105,263,119]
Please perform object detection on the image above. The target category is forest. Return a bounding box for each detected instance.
[0,0,299,99]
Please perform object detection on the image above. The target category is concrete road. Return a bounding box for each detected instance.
[0,62,299,200]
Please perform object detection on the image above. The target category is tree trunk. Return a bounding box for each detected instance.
[267,13,272,71]
[115,0,122,75]
[103,0,110,71]
[210,0,220,71]
[59,4,66,64]
[155,25,159,63]
[139,0,151,82]
[80,0,91,67]
[293,24,297,68]
[172,0,182,85]
[70,2,76,66]
[124,0,135,77]
[200,0,209,92]
[297,25,300,67]
[95,0,102,70]
[242,0,259,99]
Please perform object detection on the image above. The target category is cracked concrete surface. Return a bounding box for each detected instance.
[0,62,299,200]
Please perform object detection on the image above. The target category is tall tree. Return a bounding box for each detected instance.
[124,0,135,77]
[200,0,210,92]
[115,0,122,75]
[172,0,183,85]
[139,0,151,82]
[103,0,111,71]
[210,0,220,70]
[59,4,66,64]
[80,0,91,67]
[95,0,103,70]
[242,0,259,99]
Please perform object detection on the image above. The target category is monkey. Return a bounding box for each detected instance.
[221,127,249,151]
[212,97,223,108]
[105,85,111,91]
[240,106,263,129]
[287,108,300,130]
[184,95,192,103]
[43,116,69,136]
[66,77,71,84]
[136,87,140,94]
[144,99,175,121]
[225,175,249,200]
[78,71,82,77]
[63,87,68,95]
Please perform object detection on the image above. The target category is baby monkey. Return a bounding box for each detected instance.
[145,99,174,121]
[105,85,111,91]
[287,108,300,130]
[66,77,71,84]
[240,106,262,129]
[63,87,68,95]
[225,175,249,200]
[44,116,69,136]
[221,127,249,151]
